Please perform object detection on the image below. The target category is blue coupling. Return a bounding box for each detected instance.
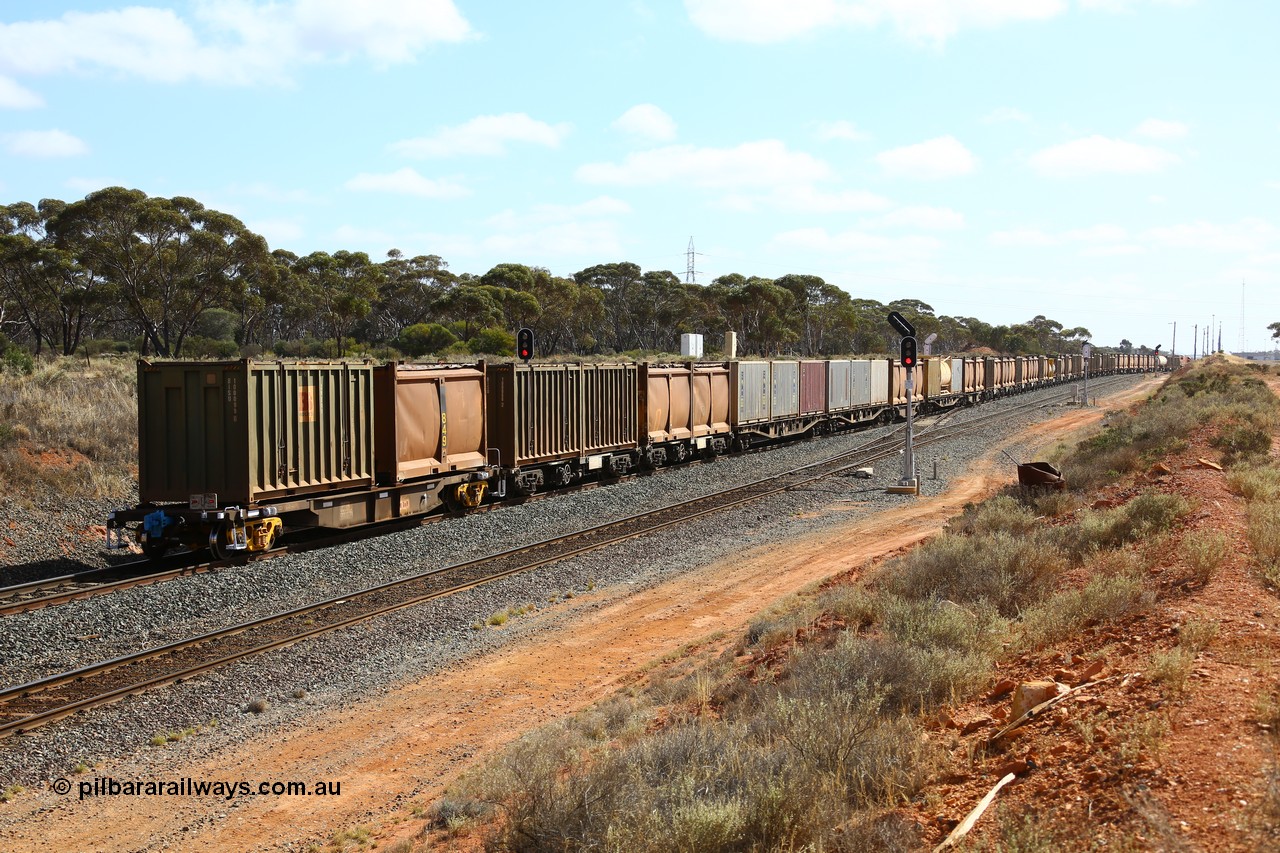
[143,509,174,540]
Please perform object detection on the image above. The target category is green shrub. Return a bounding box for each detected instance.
[2,343,34,375]
[394,322,459,357]
[1057,492,1189,560]
[879,530,1066,616]
[1213,420,1273,465]
[1020,571,1152,648]
[467,327,516,355]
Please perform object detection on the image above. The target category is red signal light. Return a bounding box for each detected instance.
[900,336,917,367]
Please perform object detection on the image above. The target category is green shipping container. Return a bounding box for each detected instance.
[137,360,376,507]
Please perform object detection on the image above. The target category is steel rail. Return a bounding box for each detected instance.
[0,379,1134,739]
[0,373,1136,617]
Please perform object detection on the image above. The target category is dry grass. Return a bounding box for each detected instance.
[1182,532,1230,584]
[0,357,137,501]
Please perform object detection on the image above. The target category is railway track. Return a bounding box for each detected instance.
[0,375,1134,619]
[0,377,1138,740]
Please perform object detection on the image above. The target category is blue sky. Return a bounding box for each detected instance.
[1,0,1276,353]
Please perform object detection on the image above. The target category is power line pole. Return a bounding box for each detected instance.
[685,236,701,284]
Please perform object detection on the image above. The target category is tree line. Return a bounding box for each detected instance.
[1,186,1107,362]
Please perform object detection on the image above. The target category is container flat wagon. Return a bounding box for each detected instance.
[486,362,639,494]
[108,359,490,558]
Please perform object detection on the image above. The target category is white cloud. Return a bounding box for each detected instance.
[1135,118,1188,139]
[876,206,966,230]
[0,1,473,86]
[685,0,1067,46]
[1029,135,1180,177]
[1265,181,1280,191]
[717,184,890,214]
[577,140,831,189]
[1149,194,1167,203]
[989,228,1056,247]
[1062,224,1128,242]
[482,221,627,257]
[990,223,1127,246]
[1080,0,1195,11]
[772,226,943,261]
[344,167,469,198]
[612,104,677,142]
[486,196,631,229]
[875,136,977,180]
[1081,244,1145,257]
[981,106,1031,124]
[391,113,569,158]
[0,75,42,108]
[1143,219,1277,253]
[3,129,88,157]
[815,120,869,142]
[991,218,1277,257]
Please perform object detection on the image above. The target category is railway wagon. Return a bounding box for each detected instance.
[108,359,490,558]
[639,362,732,465]
[730,360,824,442]
[984,357,1017,397]
[826,359,892,427]
[486,362,639,494]
[920,357,970,409]
[1015,356,1045,389]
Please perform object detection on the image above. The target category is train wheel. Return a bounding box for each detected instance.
[141,538,169,561]
[208,525,230,561]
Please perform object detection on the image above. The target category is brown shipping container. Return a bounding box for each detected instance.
[486,363,638,468]
[374,363,487,484]
[137,359,375,507]
[799,360,828,415]
[642,364,693,443]
[691,363,731,437]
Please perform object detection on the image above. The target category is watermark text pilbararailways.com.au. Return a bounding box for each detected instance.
[51,776,341,801]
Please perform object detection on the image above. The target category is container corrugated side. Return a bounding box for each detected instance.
[799,360,827,415]
[828,360,853,410]
[869,360,890,405]
[771,361,800,419]
[732,361,770,425]
[138,359,375,507]
[582,364,638,453]
[486,363,578,468]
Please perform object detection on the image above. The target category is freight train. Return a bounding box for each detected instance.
[106,351,1180,559]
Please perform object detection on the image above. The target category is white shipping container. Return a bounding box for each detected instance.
[828,360,853,410]
[680,333,704,357]
[770,361,800,419]
[869,359,890,406]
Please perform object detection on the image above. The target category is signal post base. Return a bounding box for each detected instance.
[886,480,919,495]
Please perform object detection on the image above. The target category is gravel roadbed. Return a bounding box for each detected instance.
[0,375,1146,796]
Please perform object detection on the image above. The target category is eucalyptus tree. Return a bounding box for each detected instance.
[50,187,273,356]
[0,199,115,354]
[368,250,456,341]
[292,250,384,356]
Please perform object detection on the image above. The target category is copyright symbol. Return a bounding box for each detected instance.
[52,778,71,795]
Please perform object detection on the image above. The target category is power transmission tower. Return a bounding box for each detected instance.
[685,236,702,284]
